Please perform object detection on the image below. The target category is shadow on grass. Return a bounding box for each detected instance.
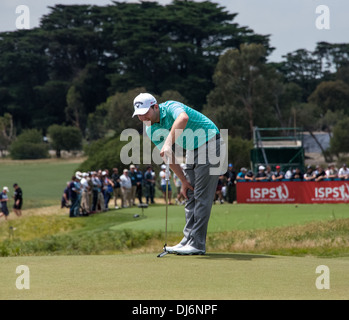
[201,252,275,260]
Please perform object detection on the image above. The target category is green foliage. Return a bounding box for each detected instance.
[205,43,279,139]
[86,87,188,142]
[0,2,349,155]
[9,129,49,159]
[0,1,271,133]
[330,117,349,156]
[227,136,253,169]
[33,80,70,128]
[47,124,83,157]
[308,80,349,115]
[0,113,14,153]
[79,135,128,172]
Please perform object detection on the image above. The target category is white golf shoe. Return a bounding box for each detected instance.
[175,244,205,255]
[165,243,185,254]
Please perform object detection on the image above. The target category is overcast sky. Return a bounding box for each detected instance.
[0,0,348,62]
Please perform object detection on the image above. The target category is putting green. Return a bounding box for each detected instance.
[0,253,348,300]
[110,203,349,233]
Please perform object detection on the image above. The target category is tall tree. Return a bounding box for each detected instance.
[47,124,83,158]
[330,117,349,158]
[0,1,271,133]
[275,49,323,102]
[308,80,349,116]
[106,0,271,109]
[205,43,278,139]
[65,85,84,130]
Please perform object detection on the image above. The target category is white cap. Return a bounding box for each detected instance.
[75,171,82,179]
[132,93,157,118]
[161,164,167,170]
[259,165,265,170]
[3,186,9,192]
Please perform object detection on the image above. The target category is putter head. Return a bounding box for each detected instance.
[157,250,168,258]
[157,244,168,258]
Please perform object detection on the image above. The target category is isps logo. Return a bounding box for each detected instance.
[314,183,349,199]
[250,183,289,200]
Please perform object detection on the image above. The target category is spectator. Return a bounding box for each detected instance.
[102,170,114,210]
[144,166,155,204]
[0,187,10,220]
[80,172,91,214]
[255,165,268,182]
[120,168,132,208]
[236,167,247,181]
[61,181,70,209]
[325,164,338,180]
[91,171,102,213]
[129,164,138,206]
[304,166,316,181]
[159,164,173,205]
[111,168,121,209]
[174,164,185,205]
[68,175,81,217]
[214,175,225,204]
[265,165,273,181]
[272,165,285,181]
[224,163,236,203]
[291,167,303,180]
[338,164,349,180]
[313,165,320,176]
[87,172,93,212]
[96,171,105,212]
[95,170,105,212]
[284,167,293,179]
[315,166,326,182]
[244,169,255,181]
[12,183,23,217]
[135,165,144,204]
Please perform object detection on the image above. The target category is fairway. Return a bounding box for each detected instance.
[0,159,81,208]
[0,254,348,300]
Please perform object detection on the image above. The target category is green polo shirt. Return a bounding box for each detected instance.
[146,101,219,150]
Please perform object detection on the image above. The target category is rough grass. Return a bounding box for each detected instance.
[206,218,349,257]
[1,204,349,257]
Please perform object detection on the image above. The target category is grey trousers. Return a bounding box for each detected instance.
[180,136,227,251]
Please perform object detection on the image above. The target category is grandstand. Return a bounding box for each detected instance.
[250,127,305,173]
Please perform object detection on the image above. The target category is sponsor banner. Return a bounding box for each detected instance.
[236,180,349,204]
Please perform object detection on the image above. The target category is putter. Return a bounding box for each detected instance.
[157,157,170,258]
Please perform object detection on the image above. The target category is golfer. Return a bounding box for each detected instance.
[133,93,227,255]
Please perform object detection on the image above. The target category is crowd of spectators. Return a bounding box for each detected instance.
[61,162,349,216]
[235,163,349,182]
[63,161,240,216]
[61,164,186,217]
